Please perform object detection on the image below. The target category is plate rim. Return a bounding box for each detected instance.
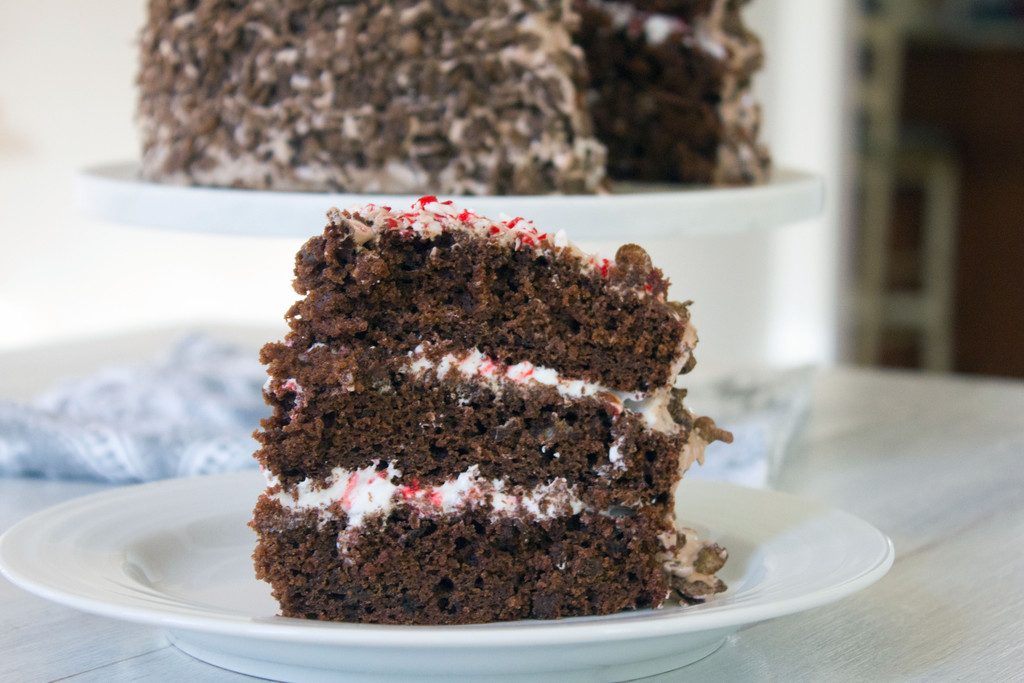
[0,472,893,649]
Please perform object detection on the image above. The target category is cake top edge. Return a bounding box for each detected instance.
[324,195,670,298]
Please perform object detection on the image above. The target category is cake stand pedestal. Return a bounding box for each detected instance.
[74,161,823,240]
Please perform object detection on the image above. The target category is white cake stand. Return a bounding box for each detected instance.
[74,161,823,239]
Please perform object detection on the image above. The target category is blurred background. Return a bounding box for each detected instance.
[0,0,1022,379]
[854,0,1024,377]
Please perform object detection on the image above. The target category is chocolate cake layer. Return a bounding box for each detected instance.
[286,203,692,393]
[252,498,671,625]
[255,344,698,500]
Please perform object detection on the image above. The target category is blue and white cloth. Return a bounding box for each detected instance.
[687,367,814,488]
[0,336,267,483]
[0,336,811,487]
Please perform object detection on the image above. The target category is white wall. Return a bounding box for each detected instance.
[0,1,299,351]
[0,0,854,368]
[747,0,856,367]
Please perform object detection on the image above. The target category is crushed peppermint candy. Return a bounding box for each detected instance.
[329,197,613,278]
[405,345,688,435]
[272,463,588,530]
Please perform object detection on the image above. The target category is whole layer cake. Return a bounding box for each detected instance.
[251,197,731,624]
[138,0,768,193]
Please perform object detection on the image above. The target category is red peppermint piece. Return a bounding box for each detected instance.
[339,472,360,510]
[399,480,422,500]
[509,364,534,381]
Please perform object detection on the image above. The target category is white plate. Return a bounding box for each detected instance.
[73,162,823,239]
[0,472,892,682]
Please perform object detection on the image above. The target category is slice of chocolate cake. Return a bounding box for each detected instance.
[251,197,731,625]
[577,0,770,184]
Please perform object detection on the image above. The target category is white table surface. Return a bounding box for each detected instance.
[2,364,1023,681]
